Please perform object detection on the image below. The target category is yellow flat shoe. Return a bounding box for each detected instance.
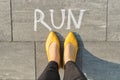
[46,31,60,66]
[64,32,78,62]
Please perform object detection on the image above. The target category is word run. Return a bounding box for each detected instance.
[34,9,86,31]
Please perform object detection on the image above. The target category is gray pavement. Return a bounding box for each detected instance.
[0,42,35,80]
[0,0,120,80]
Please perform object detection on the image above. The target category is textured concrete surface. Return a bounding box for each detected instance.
[12,0,106,41]
[107,0,120,41]
[83,42,120,80]
[0,42,35,80]
[0,0,120,80]
[0,0,11,41]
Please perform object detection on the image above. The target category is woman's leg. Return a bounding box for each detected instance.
[39,31,61,80]
[38,61,60,80]
[64,61,87,80]
[63,42,87,80]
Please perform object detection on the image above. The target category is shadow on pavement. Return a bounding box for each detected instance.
[74,32,120,80]
[36,32,120,80]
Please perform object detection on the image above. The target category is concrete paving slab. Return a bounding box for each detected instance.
[36,41,120,80]
[0,42,35,80]
[83,42,120,80]
[107,0,120,41]
[12,0,106,41]
[12,0,65,11]
[36,42,48,80]
[0,0,11,41]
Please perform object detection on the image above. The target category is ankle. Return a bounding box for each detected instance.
[64,43,75,64]
[49,42,60,66]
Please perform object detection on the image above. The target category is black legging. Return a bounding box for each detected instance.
[38,61,87,80]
